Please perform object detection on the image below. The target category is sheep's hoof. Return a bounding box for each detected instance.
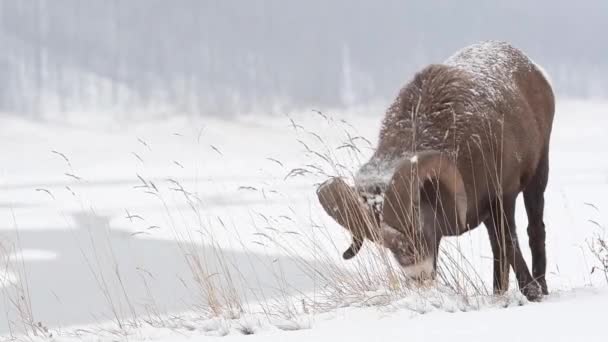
[538,279,549,295]
[522,281,544,302]
[342,248,356,260]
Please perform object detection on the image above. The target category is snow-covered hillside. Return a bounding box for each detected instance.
[1,100,607,341]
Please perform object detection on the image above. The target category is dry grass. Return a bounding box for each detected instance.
[0,208,51,340]
[589,223,608,284]
[1,111,509,340]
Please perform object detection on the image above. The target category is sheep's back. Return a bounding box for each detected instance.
[368,41,554,224]
[445,41,554,202]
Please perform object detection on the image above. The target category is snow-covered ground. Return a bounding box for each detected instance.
[1,99,607,341]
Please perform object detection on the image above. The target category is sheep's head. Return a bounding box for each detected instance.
[317,151,468,279]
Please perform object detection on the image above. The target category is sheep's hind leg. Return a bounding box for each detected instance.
[524,153,549,295]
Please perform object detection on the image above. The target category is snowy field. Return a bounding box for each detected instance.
[1,99,607,341]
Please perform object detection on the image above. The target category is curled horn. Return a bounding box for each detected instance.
[383,151,468,235]
[316,177,378,259]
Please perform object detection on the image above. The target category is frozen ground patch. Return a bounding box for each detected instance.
[11,287,608,342]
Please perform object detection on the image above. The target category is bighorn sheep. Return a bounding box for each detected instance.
[317,41,554,301]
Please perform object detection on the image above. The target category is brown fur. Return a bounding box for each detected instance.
[318,41,555,301]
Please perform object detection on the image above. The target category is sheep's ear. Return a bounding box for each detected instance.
[384,152,468,233]
[317,177,377,258]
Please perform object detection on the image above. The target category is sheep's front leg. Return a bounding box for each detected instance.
[487,194,542,301]
[485,217,510,294]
